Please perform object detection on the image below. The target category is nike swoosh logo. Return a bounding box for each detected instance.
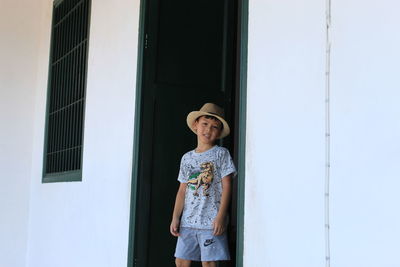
[204,239,215,247]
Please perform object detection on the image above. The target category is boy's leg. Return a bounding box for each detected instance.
[175,228,201,262]
[201,261,216,267]
[175,258,191,267]
[198,230,230,262]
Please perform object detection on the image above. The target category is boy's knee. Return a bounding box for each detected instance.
[175,258,191,267]
[201,261,217,267]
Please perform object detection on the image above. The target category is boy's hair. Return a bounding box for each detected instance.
[195,115,224,130]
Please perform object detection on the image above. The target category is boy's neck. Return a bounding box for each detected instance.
[195,143,216,153]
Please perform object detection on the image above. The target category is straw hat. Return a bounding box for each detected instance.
[186,103,230,139]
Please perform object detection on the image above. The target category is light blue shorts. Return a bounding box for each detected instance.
[174,228,230,262]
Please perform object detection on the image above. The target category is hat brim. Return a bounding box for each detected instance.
[186,111,230,139]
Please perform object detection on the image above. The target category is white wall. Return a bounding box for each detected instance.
[245,0,326,266]
[330,0,400,266]
[25,0,141,266]
[0,0,44,266]
[246,0,400,267]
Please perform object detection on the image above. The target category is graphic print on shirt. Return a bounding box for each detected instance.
[187,162,214,196]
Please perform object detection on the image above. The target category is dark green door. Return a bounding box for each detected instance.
[134,0,237,266]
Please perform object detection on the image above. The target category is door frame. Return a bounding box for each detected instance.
[127,0,248,266]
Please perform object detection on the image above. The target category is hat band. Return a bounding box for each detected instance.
[206,112,222,117]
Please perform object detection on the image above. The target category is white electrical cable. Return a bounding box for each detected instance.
[325,0,332,266]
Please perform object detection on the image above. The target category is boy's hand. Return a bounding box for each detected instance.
[170,219,180,237]
[212,216,225,236]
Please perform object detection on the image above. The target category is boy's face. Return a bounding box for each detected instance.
[193,116,222,145]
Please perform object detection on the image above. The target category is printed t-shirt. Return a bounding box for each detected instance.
[178,145,236,230]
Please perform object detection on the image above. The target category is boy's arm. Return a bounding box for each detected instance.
[213,175,232,236]
[170,182,187,237]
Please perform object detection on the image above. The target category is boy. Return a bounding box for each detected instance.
[170,103,236,267]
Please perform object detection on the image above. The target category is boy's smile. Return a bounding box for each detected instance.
[193,116,222,147]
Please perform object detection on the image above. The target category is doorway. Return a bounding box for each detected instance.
[129,0,246,266]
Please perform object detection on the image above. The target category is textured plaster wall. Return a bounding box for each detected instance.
[330,0,400,266]
[245,0,326,266]
[0,0,45,266]
[25,0,141,266]
[245,0,400,266]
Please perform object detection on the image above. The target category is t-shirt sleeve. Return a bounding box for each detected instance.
[220,149,237,178]
[177,155,188,183]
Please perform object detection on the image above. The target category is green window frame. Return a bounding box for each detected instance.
[42,0,91,183]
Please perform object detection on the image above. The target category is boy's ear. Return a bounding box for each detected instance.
[192,121,198,131]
